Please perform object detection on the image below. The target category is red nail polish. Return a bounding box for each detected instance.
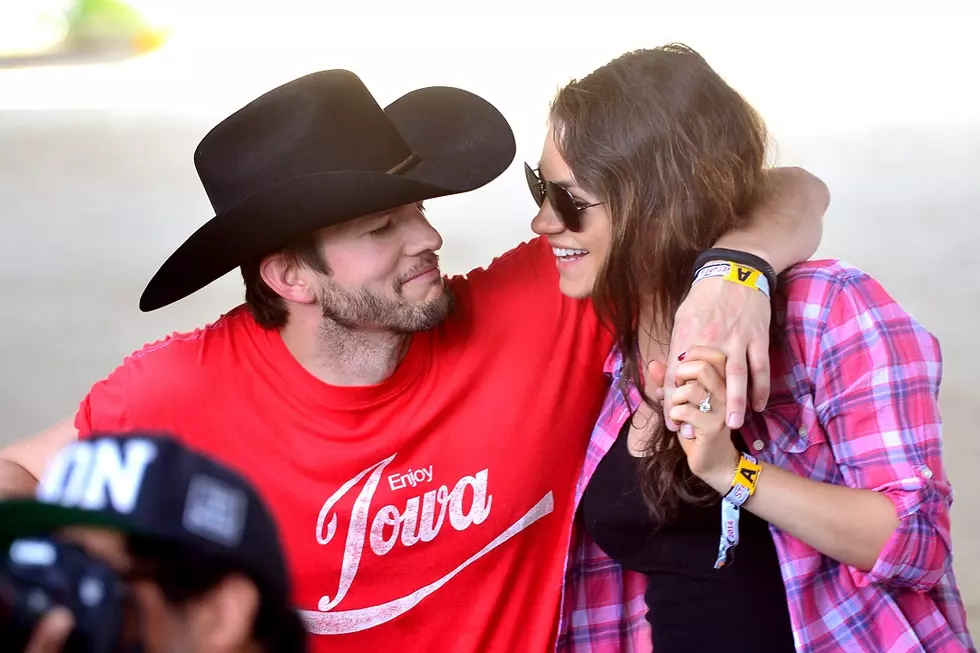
[678,352,686,361]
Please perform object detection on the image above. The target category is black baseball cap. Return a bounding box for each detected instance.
[0,431,306,650]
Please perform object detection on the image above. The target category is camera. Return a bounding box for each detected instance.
[0,537,135,652]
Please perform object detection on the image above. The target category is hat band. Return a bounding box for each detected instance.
[386,153,420,175]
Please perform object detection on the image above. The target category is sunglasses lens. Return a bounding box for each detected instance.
[525,163,584,232]
[545,183,582,232]
[524,163,545,207]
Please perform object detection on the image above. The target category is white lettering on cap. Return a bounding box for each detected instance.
[37,439,158,515]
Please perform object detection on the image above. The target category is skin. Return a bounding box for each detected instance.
[23,527,263,653]
[0,182,819,498]
[530,125,828,428]
[530,126,899,571]
[0,202,452,497]
[264,200,452,387]
[668,347,899,570]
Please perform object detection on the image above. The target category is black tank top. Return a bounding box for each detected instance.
[581,421,796,653]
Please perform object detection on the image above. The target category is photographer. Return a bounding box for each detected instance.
[0,432,308,653]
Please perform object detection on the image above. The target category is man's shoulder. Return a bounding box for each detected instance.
[446,236,554,292]
[121,305,251,373]
[76,305,255,435]
[440,236,560,327]
[94,305,255,400]
[436,236,609,360]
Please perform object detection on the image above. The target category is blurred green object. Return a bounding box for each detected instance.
[63,0,166,54]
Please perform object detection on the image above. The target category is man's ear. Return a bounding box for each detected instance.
[189,573,260,653]
[259,252,318,305]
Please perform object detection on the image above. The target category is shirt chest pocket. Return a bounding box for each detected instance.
[757,397,842,485]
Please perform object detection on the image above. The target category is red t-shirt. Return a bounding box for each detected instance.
[75,236,613,652]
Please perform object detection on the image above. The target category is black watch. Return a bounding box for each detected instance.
[693,248,778,293]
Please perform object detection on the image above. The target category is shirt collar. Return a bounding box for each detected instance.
[603,347,625,378]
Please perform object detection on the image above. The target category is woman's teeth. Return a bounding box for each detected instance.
[552,247,589,259]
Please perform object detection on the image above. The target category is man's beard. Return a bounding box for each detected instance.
[317,275,454,334]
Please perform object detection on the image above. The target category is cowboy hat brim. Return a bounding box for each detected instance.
[139,85,516,312]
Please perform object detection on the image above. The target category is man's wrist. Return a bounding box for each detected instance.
[711,234,776,272]
[693,248,777,296]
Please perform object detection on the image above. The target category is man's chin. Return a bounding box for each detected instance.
[401,274,446,302]
[400,287,455,333]
[317,281,455,334]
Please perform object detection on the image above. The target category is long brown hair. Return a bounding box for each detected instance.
[550,44,770,523]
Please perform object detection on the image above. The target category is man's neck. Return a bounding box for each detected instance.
[279,315,410,387]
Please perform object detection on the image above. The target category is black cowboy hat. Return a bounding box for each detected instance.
[138,69,516,312]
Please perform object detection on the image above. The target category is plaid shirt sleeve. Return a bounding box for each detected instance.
[811,268,953,591]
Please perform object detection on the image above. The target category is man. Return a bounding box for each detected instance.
[0,432,307,652]
[0,70,827,651]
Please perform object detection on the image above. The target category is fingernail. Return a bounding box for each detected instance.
[754,400,767,412]
[680,424,695,439]
[665,416,678,431]
[727,413,742,429]
[678,352,686,361]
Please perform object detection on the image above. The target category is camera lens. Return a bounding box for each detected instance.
[0,574,17,620]
[0,573,42,652]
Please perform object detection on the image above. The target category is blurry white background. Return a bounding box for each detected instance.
[2,0,978,633]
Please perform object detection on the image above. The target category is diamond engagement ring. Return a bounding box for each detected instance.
[699,394,712,413]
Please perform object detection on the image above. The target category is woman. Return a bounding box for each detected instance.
[528,45,974,652]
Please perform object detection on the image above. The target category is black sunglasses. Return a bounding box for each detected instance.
[524,162,601,232]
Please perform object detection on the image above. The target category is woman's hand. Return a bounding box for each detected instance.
[667,346,741,493]
[664,276,772,433]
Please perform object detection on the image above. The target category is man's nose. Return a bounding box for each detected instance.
[404,207,444,255]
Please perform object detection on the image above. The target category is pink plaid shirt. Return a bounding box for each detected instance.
[555,260,976,653]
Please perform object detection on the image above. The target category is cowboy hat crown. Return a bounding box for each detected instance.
[139,69,515,312]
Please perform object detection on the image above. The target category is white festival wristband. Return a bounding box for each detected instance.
[694,262,771,298]
[713,453,760,569]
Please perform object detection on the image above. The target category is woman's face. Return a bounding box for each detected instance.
[530,127,612,299]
